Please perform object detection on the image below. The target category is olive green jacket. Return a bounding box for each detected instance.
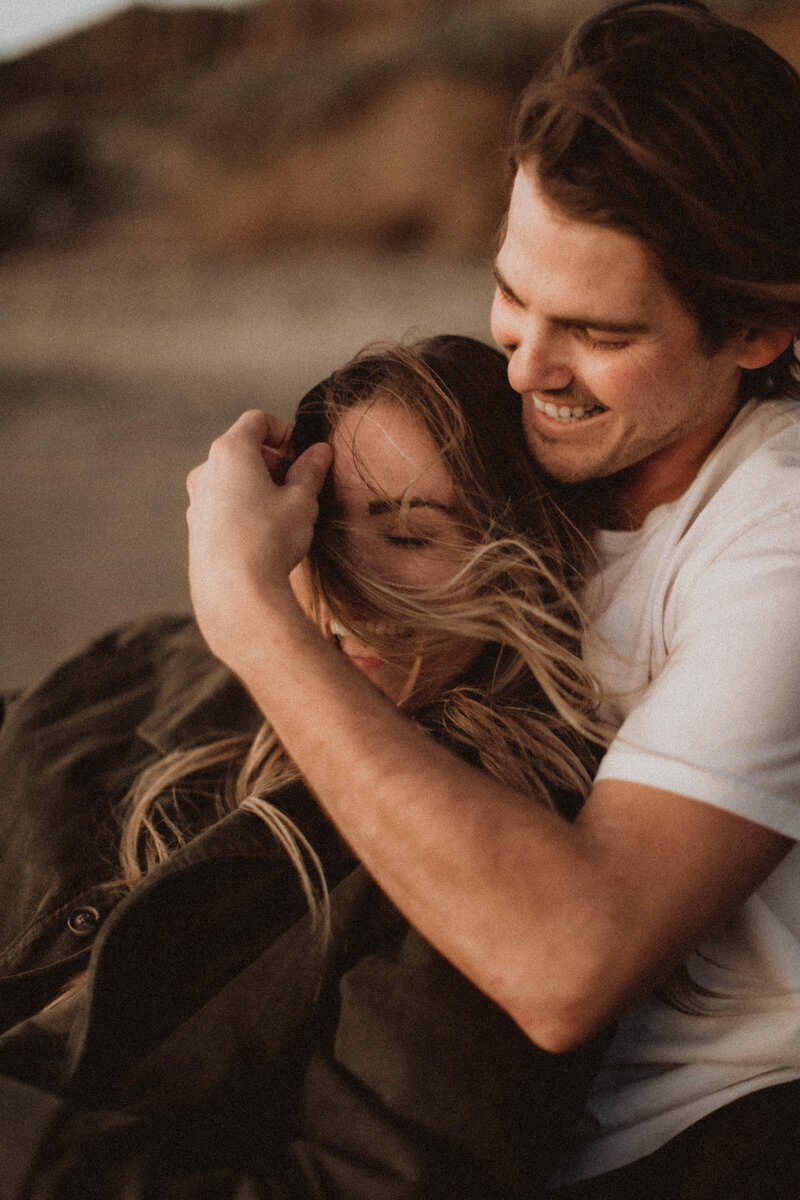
[0,616,603,1199]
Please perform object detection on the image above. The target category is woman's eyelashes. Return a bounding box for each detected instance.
[378,513,464,552]
[385,533,433,548]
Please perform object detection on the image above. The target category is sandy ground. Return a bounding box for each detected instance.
[0,243,494,690]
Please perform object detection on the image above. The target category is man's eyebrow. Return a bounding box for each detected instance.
[367,498,456,517]
[492,260,649,334]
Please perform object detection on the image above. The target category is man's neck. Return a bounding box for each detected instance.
[602,465,690,531]
[600,406,745,531]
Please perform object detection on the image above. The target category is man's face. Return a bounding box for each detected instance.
[490,165,747,524]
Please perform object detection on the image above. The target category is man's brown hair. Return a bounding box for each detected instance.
[511,0,800,397]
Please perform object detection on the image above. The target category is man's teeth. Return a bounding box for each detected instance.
[329,618,349,638]
[533,396,603,423]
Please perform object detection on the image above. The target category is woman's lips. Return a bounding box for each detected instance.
[329,620,387,669]
[342,648,385,669]
[335,636,386,669]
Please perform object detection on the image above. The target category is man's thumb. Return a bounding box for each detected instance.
[286,443,333,495]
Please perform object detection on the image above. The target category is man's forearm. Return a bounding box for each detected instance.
[220,588,791,1052]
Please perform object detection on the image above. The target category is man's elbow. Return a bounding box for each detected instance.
[510,1001,611,1054]
[500,935,632,1053]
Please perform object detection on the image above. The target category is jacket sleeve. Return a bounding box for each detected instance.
[0,1066,513,1200]
[2,921,603,1200]
[283,922,605,1199]
[0,1079,290,1200]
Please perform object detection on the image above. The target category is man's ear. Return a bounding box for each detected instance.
[734,327,794,370]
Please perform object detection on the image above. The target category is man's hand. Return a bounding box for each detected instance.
[186,410,333,663]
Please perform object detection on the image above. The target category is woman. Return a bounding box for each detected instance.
[0,336,605,1199]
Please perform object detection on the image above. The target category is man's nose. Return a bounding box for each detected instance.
[506,328,574,395]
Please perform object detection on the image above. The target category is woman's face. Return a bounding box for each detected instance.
[290,399,484,707]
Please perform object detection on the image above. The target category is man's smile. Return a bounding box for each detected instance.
[531,395,609,425]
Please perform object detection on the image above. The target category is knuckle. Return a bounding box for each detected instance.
[208,434,236,465]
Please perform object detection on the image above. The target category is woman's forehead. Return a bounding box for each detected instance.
[330,399,454,503]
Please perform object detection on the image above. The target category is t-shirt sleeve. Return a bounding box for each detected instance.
[596,507,800,840]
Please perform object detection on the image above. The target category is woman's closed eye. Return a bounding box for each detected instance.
[385,533,433,548]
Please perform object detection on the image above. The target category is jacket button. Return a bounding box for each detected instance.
[68,906,100,936]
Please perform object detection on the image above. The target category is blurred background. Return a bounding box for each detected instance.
[2,0,798,689]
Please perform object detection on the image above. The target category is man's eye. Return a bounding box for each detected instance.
[385,535,432,548]
[577,328,630,351]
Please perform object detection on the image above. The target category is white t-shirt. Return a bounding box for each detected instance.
[555,397,800,1184]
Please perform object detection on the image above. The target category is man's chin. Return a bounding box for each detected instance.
[529,446,607,486]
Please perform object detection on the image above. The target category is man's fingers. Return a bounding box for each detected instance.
[186,462,203,500]
[186,413,327,507]
[260,411,295,451]
[225,409,293,449]
[212,411,294,470]
[187,410,295,497]
[285,443,333,497]
[224,411,295,482]
[260,442,295,484]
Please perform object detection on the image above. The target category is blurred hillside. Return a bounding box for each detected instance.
[0,0,564,256]
[2,0,799,689]
[0,0,794,259]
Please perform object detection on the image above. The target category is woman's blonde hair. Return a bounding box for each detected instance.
[118,336,602,930]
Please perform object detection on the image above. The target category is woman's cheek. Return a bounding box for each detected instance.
[288,561,316,619]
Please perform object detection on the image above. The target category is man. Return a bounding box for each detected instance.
[187,2,800,1195]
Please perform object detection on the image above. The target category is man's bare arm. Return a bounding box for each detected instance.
[186,412,792,1051]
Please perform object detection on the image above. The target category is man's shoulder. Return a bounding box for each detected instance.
[715,397,800,485]
[689,398,800,534]
[590,400,800,609]
[657,398,800,548]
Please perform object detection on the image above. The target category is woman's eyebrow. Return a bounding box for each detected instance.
[367,498,456,517]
